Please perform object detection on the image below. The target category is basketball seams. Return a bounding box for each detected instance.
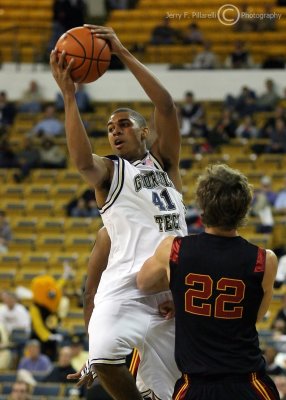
[57,52,110,62]
[96,42,109,77]
[79,30,94,83]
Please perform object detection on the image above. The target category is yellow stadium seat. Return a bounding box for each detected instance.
[36,235,66,252]
[24,185,51,200]
[0,185,25,200]
[22,252,51,269]
[9,234,37,251]
[65,235,96,252]
[30,170,58,184]
[0,252,22,268]
[11,217,38,234]
[38,218,65,234]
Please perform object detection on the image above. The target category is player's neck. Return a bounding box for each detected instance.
[205,227,238,237]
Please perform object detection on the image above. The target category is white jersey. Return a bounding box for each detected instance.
[95,152,187,303]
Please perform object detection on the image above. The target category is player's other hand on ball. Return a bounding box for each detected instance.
[84,24,124,55]
[50,49,76,95]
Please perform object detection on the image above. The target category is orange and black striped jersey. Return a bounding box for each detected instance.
[169,232,266,376]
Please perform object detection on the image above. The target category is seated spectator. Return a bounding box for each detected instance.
[274,176,286,213]
[87,199,100,217]
[274,254,286,288]
[234,4,256,32]
[0,291,31,336]
[44,346,76,382]
[0,210,12,253]
[14,138,40,183]
[225,86,257,116]
[18,339,52,374]
[30,105,64,138]
[225,41,254,69]
[71,198,90,217]
[251,176,274,233]
[257,5,277,31]
[274,375,286,400]
[191,41,218,69]
[182,22,204,45]
[39,138,67,168]
[266,118,286,153]
[264,346,285,376]
[8,381,31,400]
[212,108,237,139]
[179,91,203,136]
[262,106,286,135]
[0,91,17,130]
[0,138,18,168]
[70,335,88,371]
[18,81,43,114]
[67,187,95,216]
[235,115,258,139]
[257,79,280,111]
[150,17,177,45]
[0,322,12,369]
[55,83,92,112]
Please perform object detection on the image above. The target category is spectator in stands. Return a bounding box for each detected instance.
[66,187,95,216]
[18,339,52,374]
[13,138,40,183]
[0,138,18,168]
[87,199,100,217]
[257,5,277,31]
[30,105,64,138]
[274,376,286,400]
[71,198,90,217]
[274,176,286,213]
[9,381,31,400]
[0,292,31,336]
[70,335,88,371]
[182,22,204,45]
[38,138,66,168]
[225,86,257,116]
[44,346,76,382]
[272,293,286,332]
[262,106,286,136]
[55,83,92,112]
[179,91,203,136]
[266,118,286,153]
[274,254,286,288]
[191,41,219,69]
[225,41,254,69]
[235,115,258,138]
[18,81,43,114]
[0,210,12,253]
[213,108,237,139]
[0,91,16,130]
[264,346,285,376]
[150,17,177,45]
[234,4,256,32]
[251,176,275,233]
[105,0,130,10]
[257,79,280,111]
[0,322,12,369]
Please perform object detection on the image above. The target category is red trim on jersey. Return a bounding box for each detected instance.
[254,248,266,273]
[173,374,190,400]
[250,372,277,400]
[170,237,182,265]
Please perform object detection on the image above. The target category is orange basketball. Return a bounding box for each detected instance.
[55,26,111,84]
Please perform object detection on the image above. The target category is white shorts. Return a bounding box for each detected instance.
[88,291,180,400]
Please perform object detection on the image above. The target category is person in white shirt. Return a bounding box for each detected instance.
[0,292,31,336]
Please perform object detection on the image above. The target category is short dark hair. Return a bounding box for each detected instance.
[111,108,147,128]
[195,164,253,230]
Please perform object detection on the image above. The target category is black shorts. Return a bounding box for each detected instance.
[173,372,280,400]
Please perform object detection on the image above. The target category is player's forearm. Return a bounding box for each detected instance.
[117,48,174,113]
[63,94,94,170]
[83,291,96,332]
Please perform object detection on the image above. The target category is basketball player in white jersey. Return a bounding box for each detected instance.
[50,25,187,400]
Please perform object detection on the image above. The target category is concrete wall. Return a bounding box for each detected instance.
[0,64,284,102]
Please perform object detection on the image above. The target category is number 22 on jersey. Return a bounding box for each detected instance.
[185,273,245,319]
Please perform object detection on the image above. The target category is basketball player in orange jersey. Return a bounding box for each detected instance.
[137,164,280,400]
[50,25,187,400]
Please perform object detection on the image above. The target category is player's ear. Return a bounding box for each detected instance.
[141,127,149,140]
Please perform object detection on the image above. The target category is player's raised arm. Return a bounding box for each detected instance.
[137,236,174,293]
[257,249,278,322]
[50,50,113,190]
[84,25,182,191]
[83,227,111,331]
